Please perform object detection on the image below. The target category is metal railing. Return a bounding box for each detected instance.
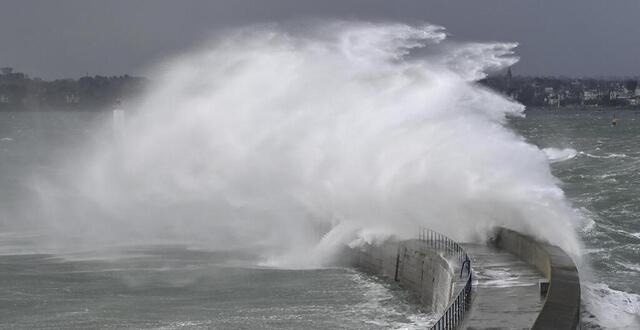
[418,228,472,330]
[418,228,468,265]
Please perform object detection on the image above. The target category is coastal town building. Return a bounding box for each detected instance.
[481,68,640,108]
[65,94,80,104]
[582,90,600,101]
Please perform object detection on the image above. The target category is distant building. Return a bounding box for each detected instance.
[545,94,560,106]
[608,87,634,106]
[65,94,80,104]
[583,90,600,101]
[479,73,639,108]
[610,89,631,100]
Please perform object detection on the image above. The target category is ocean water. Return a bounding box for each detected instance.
[0,112,435,329]
[1,109,638,329]
[510,109,640,329]
[0,238,432,329]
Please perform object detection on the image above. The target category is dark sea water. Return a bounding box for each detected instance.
[0,241,430,329]
[1,110,639,329]
[511,109,640,329]
[0,112,431,329]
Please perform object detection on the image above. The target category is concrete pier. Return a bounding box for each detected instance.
[349,239,460,314]
[348,228,581,329]
[495,228,581,330]
[462,228,581,330]
[461,244,545,329]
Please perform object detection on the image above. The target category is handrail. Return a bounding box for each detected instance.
[418,228,472,330]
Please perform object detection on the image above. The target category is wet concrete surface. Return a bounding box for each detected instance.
[461,244,546,330]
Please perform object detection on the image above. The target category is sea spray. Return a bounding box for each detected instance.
[28,21,583,267]
[543,147,578,163]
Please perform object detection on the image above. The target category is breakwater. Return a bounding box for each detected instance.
[350,240,453,313]
[494,228,581,330]
[349,228,581,330]
[349,230,472,329]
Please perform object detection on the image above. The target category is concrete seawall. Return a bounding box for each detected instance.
[350,239,457,314]
[495,228,581,330]
[349,228,580,329]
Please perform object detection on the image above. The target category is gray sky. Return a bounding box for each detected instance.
[1,0,638,79]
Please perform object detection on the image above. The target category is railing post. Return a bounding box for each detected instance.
[431,231,434,249]
[455,296,459,326]
[445,310,448,330]
[451,308,454,329]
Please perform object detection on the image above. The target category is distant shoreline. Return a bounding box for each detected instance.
[526,105,640,112]
[2,67,639,112]
[1,105,639,113]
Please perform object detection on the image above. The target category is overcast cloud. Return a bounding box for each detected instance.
[0,0,638,79]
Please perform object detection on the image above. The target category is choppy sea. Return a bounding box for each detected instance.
[511,109,640,329]
[0,109,639,329]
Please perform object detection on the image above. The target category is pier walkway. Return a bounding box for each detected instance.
[460,244,546,330]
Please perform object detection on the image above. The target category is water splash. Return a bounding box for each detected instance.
[582,282,640,329]
[27,21,582,267]
[543,147,578,163]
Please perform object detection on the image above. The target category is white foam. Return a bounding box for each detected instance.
[351,272,436,329]
[571,207,600,235]
[617,262,640,273]
[583,152,629,159]
[582,282,640,329]
[542,147,578,163]
[475,267,536,288]
[154,320,213,330]
[583,248,607,255]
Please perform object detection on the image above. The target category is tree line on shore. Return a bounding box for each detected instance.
[2,67,639,111]
[0,67,147,111]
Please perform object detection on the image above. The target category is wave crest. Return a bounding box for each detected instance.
[28,21,582,268]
